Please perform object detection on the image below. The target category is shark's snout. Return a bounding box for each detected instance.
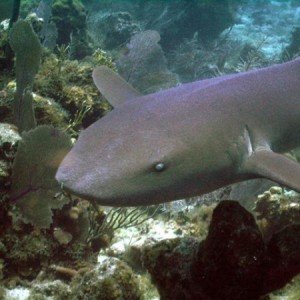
[55,153,84,192]
[55,164,74,192]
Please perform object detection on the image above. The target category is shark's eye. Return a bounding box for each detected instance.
[154,162,166,172]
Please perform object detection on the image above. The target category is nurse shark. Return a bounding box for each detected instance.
[56,58,300,206]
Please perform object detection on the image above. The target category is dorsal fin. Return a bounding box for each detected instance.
[92,66,142,107]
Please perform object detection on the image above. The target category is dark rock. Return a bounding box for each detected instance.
[52,0,86,45]
[263,224,300,294]
[88,11,140,50]
[143,200,300,300]
[142,237,199,300]
[193,200,266,300]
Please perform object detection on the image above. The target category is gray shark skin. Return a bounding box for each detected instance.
[56,58,300,206]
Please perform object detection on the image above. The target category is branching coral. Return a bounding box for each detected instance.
[86,204,160,251]
[234,39,269,72]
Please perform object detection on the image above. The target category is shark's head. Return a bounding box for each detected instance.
[56,66,197,206]
[55,100,195,206]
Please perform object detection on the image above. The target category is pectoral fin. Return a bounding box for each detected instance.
[92,66,142,107]
[243,149,300,193]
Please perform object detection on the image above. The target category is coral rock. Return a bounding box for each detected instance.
[71,256,143,300]
[143,200,300,300]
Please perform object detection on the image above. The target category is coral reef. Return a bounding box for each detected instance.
[10,125,72,228]
[270,274,300,299]
[30,280,71,299]
[143,200,300,300]
[9,20,42,132]
[87,205,160,253]
[0,45,121,290]
[51,0,85,46]
[0,197,101,285]
[117,30,178,93]
[0,123,20,234]
[0,123,20,196]
[20,0,91,59]
[1,81,69,130]
[33,51,112,131]
[1,1,300,299]
[8,255,148,299]
[2,230,53,279]
[20,0,40,18]
[152,0,235,50]
[0,25,10,70]
[87,11,140,50]
[87,0,235,51]
[71,256,143,300]
[255,186,300,241]
[34,0,58,51]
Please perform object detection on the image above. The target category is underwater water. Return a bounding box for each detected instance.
[1,0,300,299]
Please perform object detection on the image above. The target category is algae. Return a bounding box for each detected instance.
[9,20,42,132]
